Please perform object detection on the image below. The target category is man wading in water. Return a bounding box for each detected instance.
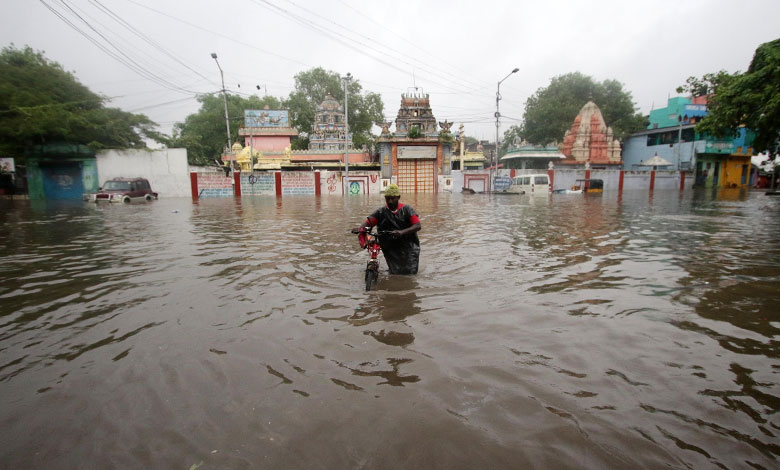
[352,184,421,274]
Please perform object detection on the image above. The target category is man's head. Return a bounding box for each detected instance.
[384,184,401,210]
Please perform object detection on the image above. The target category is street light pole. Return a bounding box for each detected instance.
[211,53,232,170]
[343,73,352,195]
[494,68,519,192]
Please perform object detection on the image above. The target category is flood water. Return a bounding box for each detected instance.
[1,189,779,469]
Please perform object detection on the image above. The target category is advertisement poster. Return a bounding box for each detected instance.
[245,110,289,128]
[0,158,15,173]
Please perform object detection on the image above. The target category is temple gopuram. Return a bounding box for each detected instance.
[559,101,622,168]
[375,91,453,193]
[309,93,348,151]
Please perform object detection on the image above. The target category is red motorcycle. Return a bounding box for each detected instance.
[355,227,392,291]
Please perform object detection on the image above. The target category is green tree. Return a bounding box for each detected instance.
[676,70,733,98]
[169,93,281,165]
[519,72,647,146]
[284,67,384,151]
[0,45,164,161]
[679,38,780,158]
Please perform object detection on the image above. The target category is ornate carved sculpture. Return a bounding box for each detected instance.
[439,119,453,133]
[561,101,622,165]
[378,121,392,135]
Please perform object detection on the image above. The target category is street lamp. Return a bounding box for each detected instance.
[211,53,232,170]
[493,67,519,191]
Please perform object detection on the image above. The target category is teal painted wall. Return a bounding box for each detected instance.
[26,157,98,200]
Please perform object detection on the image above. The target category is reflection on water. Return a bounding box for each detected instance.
[1,190,779,469]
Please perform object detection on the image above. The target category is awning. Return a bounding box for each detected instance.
[641,154,673,166]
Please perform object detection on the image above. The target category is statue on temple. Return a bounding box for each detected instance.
[439,119,453,133]
[284,145,292,160]
[378,121,393,135]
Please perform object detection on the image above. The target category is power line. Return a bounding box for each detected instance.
[124,0,312,69]
[274,0,489,95]
[252,0,493,98]
[55,0,198,93]
[40,0,198,95]
[89,0,218,87]
[334,0,491,92]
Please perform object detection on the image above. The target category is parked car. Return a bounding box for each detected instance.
[90,178,158,203]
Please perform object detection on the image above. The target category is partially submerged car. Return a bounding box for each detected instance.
[507,174,552,194]
[91,178,158,203]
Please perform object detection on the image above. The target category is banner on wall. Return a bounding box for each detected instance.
[0,158,15,173]
[245,110,289,128]
[398,146,436,159]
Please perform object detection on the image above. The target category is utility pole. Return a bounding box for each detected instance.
[494,68,519,192]
[211,53,232,170]
[677,115,683,170]
[343,73,352,195]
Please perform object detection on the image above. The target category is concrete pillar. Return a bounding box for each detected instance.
[233,171,241,197]
[441,142,452,176]
[380,142,392,179]
[190,172,199,199]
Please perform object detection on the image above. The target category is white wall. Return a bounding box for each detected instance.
[96,149,190,197]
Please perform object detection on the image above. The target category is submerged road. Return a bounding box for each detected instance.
[1,189,778,469]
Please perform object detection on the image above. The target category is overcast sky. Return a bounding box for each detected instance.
[3,0,779,142]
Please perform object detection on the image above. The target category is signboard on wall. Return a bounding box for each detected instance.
[398,145,436,159]
[705,140,734,154]
[245,110,289,128]
[0,158,15,173]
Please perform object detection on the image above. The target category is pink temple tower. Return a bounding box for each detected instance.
[560,101,621,166]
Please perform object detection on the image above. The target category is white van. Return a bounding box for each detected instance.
[508,174,551,194]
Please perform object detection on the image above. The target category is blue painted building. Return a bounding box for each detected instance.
[622,97,755,188]
[25,143,99,200]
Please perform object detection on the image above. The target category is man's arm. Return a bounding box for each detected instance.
[392,222,420,237]
[390,210,420,238]
[351,216,378,233]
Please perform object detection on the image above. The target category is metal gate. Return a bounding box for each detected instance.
[397,159,435,193]
[41,163,84,199]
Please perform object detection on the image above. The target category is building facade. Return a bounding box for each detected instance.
[228,101,372,176]
[375,92,453,193]
[501,141,565,169]
[25,143,99,200]
[622,96,755,188]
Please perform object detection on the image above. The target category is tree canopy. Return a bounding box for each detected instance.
[0,45,164,161]
[168,93,281,165]
[285,67,384,151]
[679,38,780,158]
[513,72,647,147]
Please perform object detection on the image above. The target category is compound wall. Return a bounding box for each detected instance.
[189,168,695,198]
[96,149,190,197]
